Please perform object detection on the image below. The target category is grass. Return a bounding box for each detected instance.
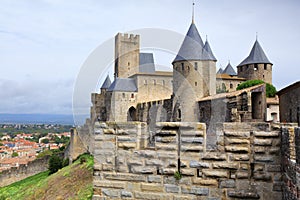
[0,154,93,200]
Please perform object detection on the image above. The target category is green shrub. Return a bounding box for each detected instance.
[48,154,63,174]
[174,171,182,180]
[236,80,277,97]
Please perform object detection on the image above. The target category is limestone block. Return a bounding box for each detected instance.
[94,180,126,189]
[165,184,180,193]
[181,168,195,176]
[190,187,209,196]
[141,183,164,192]
[269,147,280,154]
[134,150,156,158]
[202,169,228,178]
[127,159,143,166]
[118,142,136,149]
[236,171,249,179]
[220,179,235,188]
[147,175,161,183]
[224,131,250,138]
[227,190,260,199]
[103,172,146,182]
[240,163,249,170]
[212,163,239,170]
[102,163,114,171]
[155,136,176,143]
[157,152,177,159]
[181,137,203,143]
[103,128,115,134]
[192,178,218,186]
[189,160,210,168]
[254,163,264,172]
[253,131,279,137]
[254,155,274,162]
[229,154,250,161]
[121,190,133,198]
[161,168,176,175]
[155,143,177,151]
[181,145,204,152]
[101,188,120,198]
[202,153,226,161]
[181,130,204,137]
[173,195,196,200]
[225,138,249,145]
[145,159,163,166]
[225,146,249,153]
[253,146,265,153]
[134,191,172,200]
[253,172,272,181]
[155,130,177,135]
[131,166,156,174]
[117,136,136,142]
[254,138,272,146]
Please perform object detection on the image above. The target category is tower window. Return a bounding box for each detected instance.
[194,62,198,70]
[162,80,165,85]
[181,63,184,71]
[264,64,267,70]
[131,93,134,98]
[153,80,156,85]
[230,83,233,89]
[128,62,130,66]
[122,93,125,98]
[144,80,147,85]
[254,64,258,71]
[195,82,197,86]
[240,66,243,72]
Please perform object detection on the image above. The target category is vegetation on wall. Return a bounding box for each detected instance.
[236,80,277,97]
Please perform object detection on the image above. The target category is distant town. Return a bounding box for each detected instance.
[0,124,72,172]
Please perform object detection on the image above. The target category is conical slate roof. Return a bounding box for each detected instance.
[238,40,272,66]
[216,68,223,74]
[173,23,216,63]
[101,75,111,89]
[107,78,137,92]
[203,40,217,61]
[223,62,237,76]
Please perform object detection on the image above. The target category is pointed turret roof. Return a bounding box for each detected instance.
[174,22,217,63]
[216,68,223,74]
[223,62,237,76]
[238,40,272,66]
[101,75,111,89]
[203,39,217,61]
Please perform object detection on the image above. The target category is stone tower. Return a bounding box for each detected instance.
[114,33,140,78]
[172,21,217,122]
[237,39,273,84]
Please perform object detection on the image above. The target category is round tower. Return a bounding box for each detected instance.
[172,22,217,122]
[237,39,273,84]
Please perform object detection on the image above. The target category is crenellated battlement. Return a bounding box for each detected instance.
[116,32,140,43]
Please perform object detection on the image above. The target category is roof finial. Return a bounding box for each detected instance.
[256,32,258,41]
[192,1,195,24]
[228,59,230,64]
[206,35,208,41]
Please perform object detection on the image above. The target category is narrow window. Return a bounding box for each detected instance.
[128,62,130,66]
[264,64,267,70]
[254,64,258,71]
[144,80,147,85]
[153,80,156,85]
[181,63,184,71]
[122,93,125,98]
[162,80,165,85]
[195,82,197,86]
[194,62,198,70]
[230,83,233,89]
[131,93,134,98]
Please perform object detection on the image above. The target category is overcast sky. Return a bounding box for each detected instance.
[0,0,299,115]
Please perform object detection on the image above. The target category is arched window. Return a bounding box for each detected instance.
[194,62,198,70]
[230,83,233,89]
[181,63,184,71]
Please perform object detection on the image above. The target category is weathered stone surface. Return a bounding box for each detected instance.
[181,145,204,152]
[224,131,250,137]
[118,142,136,149]
[141,183,164,192]
[254,138,272,146]
[127,159,143,166]
[225,146,249,153]
[254,155,274,162]
[190,187,209,196]
[102,163,114,171]
[267,164,281,172]
[103,128,115,134]
[147,175,161,183]
[225,138,249,144]
[181,168,196,176]
[228,190,260,199]
[236,171,249,179]
[253,131,279,137]
[202,153,226,161]
[181,137,203,143]
[134,150,156,158]
[269,147,280,154]
[121,190,133,198]
[190,160,210,168]
[156,143,177,151]
[230,154,250,161]
[165,184,180,193]
[155,136,176,143]
[202,169,228,178]
[94,180,125,189]
[220,179,235,188]
[161,168,176,175]
[157,152,177,159]
[145,159,163,166]
[103,172,146,182]
[212,163,239,170]
[253,146,265,153]
[101,188,120,198]
[181,130,204,137]
[240,163,249,170]
[253,172,272,181]
[131,166,155,174]
[192,178,218,186]
[272,182,283,191]
[254,163,264,172]
[117,136,136,142]
[134,191,172,200]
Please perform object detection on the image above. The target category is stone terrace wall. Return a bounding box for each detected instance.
[282,127,300,200]
[0,156,49,187]
[93,122,287,200]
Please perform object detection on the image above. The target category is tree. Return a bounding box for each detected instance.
[236,80,277,97]
[12,152,18,157]
[48,154,63,174]
[41,138,50,144]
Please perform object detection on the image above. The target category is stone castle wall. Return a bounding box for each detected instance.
[0,156,49,187]
[92,121,295,200]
